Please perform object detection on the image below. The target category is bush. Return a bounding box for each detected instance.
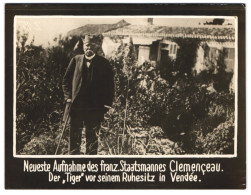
[16,33,235,155]
[16,32,73,153]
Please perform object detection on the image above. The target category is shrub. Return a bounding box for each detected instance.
[16,33,73,153]
[16,33,235,155]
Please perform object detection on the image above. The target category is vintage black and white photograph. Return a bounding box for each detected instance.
[14,16,237,157]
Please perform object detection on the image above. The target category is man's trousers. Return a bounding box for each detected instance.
[69,110,103,155]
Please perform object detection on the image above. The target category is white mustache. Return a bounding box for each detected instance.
[85,50,94,56]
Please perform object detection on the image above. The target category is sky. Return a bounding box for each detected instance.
[15,16,236,46]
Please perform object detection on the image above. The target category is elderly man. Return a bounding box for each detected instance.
[62,35,114,155]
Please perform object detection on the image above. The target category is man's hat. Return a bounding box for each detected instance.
[82,35,94,44]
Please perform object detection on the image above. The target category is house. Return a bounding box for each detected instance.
[67,19,130,56]
[103,25,183,64]
[67,19,130,36]
[130,37,179,64]
[194,41,235,74]
[67,19,235,75]
[103,22,235,75]
[67,19,236,91]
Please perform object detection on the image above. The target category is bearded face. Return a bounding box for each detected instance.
[83,42,96,57]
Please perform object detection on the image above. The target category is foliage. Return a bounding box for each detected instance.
[212,50,233,92]
[101,39,234,155]
[204,19,225,25]
[173,38,201,75]
[16,32,235,155]
[16,32,73,152]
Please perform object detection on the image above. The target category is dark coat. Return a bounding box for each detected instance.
[62,54,114,111]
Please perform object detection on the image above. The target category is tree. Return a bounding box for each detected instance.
[204,19,225,25]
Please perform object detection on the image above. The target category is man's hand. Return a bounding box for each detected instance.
[66,99,72,103]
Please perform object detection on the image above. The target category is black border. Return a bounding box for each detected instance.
[5,4,246,189]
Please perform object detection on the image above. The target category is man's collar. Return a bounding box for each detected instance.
[85,54,95,61]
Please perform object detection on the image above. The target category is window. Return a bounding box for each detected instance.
[223,47,235,72]
[170,44,173,54]
[138,46,150,63]
[209,47,217,61]
[224,48,235,60]
[173,44,177,54]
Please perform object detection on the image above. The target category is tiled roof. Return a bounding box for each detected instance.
[103,25,235,41]
[67,20,130,36]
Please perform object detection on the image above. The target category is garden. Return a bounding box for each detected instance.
[16,31,235,155]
